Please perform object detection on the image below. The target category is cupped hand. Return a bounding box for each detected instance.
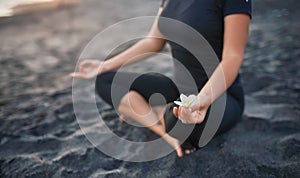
[69,60,105,79]
[173,94,211,124]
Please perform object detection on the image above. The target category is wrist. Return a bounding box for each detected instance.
[197,91,213,106]
[101,61,111,73]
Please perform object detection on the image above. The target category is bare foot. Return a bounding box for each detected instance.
[185,148,197,154]
[163,134,183,157]
[181,141,198,155]
[153,105,167,127]
[118,115,125,123]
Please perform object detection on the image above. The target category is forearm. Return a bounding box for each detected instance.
[104,37,165,72]
[177,14,249,123]
[101,6,166,73]
[198,55,243,104]
[198,14,250,105]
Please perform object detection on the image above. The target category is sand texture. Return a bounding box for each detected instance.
[0,0,299,177]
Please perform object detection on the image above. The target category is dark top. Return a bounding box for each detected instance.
[158,0,251,91]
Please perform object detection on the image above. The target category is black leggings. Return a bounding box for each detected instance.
[95,71,244,148]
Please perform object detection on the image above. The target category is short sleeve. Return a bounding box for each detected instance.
[223,0,252,18]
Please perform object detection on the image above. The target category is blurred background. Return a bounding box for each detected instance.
[0,0,299,177]
[0,0,77,17]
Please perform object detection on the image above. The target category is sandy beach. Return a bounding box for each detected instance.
[0,0,299,177]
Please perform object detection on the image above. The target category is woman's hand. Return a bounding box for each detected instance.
[173,94,211,124]
[69,60,107,79]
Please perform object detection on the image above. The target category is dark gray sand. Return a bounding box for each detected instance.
[0,0,300,177]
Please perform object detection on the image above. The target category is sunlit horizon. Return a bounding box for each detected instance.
[0,0,76,17]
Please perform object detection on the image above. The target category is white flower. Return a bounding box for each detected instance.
[174,94,197,107]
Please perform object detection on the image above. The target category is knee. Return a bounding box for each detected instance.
[95,72,114,88]
[117,91,140,112]
[95,72,115,105]
[119,91,139,105]
[95,72,116,97]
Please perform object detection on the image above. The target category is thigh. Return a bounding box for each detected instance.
[95,71,142,107]
[129,72,180,106]
[96,71,180,107]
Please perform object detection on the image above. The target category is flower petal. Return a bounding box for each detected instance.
[180,94,188,102]
[188,95,197,104]
[174,101,183,106]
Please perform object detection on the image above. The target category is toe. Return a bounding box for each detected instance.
[190,148,196,153]
[185,150,191,154]
[118,117,125,123]
[176,147,183,157]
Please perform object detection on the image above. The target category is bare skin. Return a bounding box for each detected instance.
[70,3,250,156]
[117,91,183,157]
[70,7,187,157]
[173,14,250,124]
[119,105,165,125]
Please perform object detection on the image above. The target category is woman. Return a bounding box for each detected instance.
[70,0,251,157]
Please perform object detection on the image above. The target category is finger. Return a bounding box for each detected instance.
[197,111,206,123]
[179,107,190,123]
[69,72,77,77]
[195,115,204,124]
[79,60,94,70]
[80,59,93,65]
[173,107,179,117]
[183,107,197,124]
[178,106,183,118]
[79,61,92,72]
[190,103,200,112]
[69,72,80,78]
[69,72,87,79]
[191,111,203,124]
[181,107,191,116]
[177,107,183,121]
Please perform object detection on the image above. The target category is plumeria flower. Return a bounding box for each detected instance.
[174,94,197,108]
